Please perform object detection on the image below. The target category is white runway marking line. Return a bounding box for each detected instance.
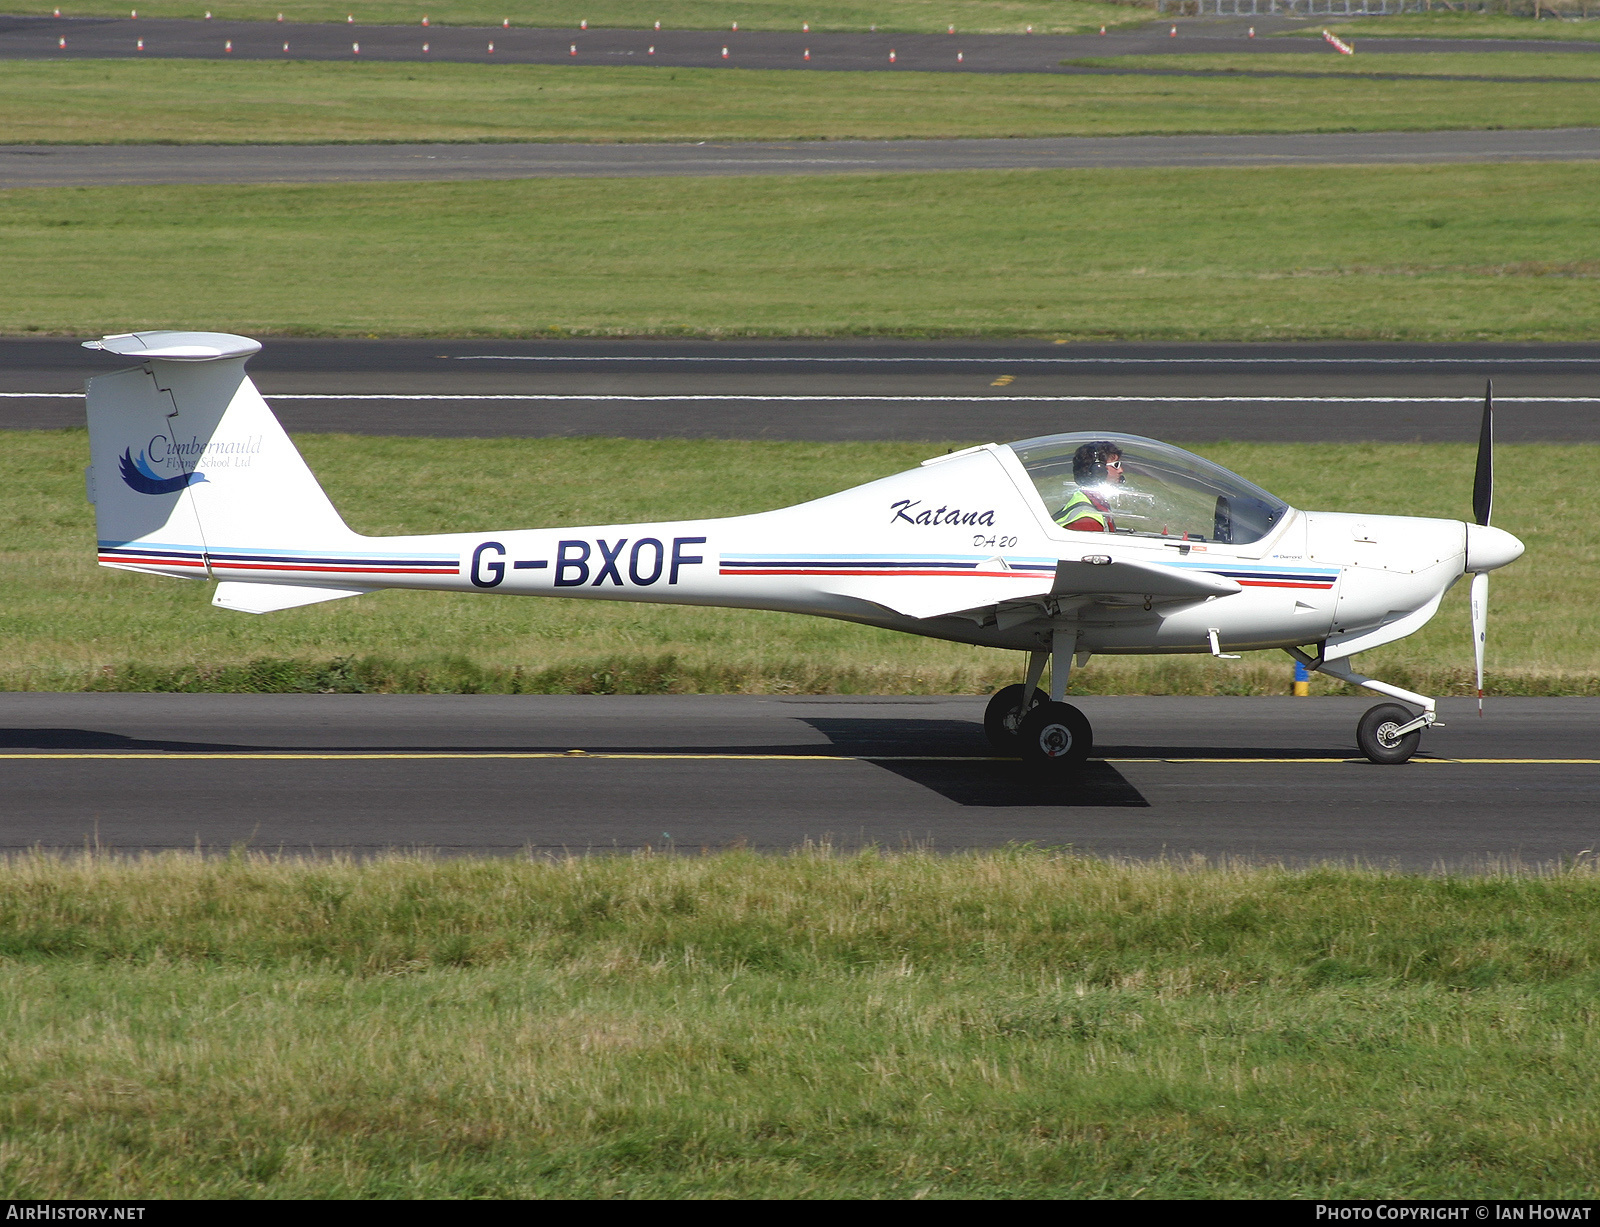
[10,394,1600,404]
[450,355,1600,365]
[0,752,1595,764]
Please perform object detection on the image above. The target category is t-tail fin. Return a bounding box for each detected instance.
[83,330,360,599]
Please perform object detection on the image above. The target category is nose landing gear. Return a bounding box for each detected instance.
[1290,649,1438,765]
[1356,702,1424,764]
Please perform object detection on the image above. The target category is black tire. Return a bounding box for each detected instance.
[984,684,1049,752]
[1017,701,1094,773]
[1357,702,1422,765]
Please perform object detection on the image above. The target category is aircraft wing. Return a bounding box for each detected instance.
[853,556,1242,623]
[1048,557,1242,601]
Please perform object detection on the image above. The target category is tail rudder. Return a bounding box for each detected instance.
[84,331,355,582]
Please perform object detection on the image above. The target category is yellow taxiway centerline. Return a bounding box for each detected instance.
[0,753,1594,764]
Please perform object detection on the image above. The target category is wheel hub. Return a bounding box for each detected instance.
[1037,723,1074,758]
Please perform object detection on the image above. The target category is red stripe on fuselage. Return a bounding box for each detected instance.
[209,562,457,575]
[719,568,1041,578]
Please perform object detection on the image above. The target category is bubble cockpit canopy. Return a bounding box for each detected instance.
[1006,433,1290,546]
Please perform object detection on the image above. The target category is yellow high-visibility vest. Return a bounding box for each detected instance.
[1054,489,1113,531]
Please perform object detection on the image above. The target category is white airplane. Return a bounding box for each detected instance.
[80,330,1524,770]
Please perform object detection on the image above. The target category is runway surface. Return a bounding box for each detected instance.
[10,12,1600,73]
[7,127,1600,188]
[5,336,1599,442]
[1,694,1593,866]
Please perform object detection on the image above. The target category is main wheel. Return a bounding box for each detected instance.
[984,684,1048,752]
[1017,701,1094,773]
[1356,702,1422,764]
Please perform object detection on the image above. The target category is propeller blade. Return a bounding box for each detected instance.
[1470,570,1489,717]
[1473,379,1494,527]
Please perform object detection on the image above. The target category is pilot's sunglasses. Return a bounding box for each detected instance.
[1107,459,1124,469]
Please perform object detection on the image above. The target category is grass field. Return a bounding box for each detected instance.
[24,0,1146,32]
[3,849,1600,1198]
[3,432,1585,696]
[1311,10,1600,41]
[5,58,1600,143]
[1067,49,1600,76]
[4,163,1600,340]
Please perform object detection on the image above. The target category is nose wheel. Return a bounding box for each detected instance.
[1356,702,1424,764]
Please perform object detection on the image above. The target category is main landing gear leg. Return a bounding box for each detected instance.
[1016,628,1094,774]
[1288,648,1437,765]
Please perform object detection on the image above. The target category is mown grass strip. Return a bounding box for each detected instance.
[4,58,1600,143]
[1066,50,1600,77]
[1309,11,1600,41]
[2,849,1600,1198]
[0,432,1589,694]
[5,164,1600,339]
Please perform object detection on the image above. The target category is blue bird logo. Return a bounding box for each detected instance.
[118,448,209,496]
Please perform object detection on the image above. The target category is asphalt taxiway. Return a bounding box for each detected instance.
[1,694,1592,866]
[6,128,1600,189]
[11,12,1600,73]
[5,337,1598,442]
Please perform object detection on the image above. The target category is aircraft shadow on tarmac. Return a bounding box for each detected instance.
[0,720,1357,811]
[797,717,1152,808]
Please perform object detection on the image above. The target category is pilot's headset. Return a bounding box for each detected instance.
[1072,440,1122,489]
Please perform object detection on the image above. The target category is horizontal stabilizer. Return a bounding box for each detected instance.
[1051,557,1242,601]
[212,581,375,615]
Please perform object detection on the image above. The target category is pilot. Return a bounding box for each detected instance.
[1053,441,1125,532]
